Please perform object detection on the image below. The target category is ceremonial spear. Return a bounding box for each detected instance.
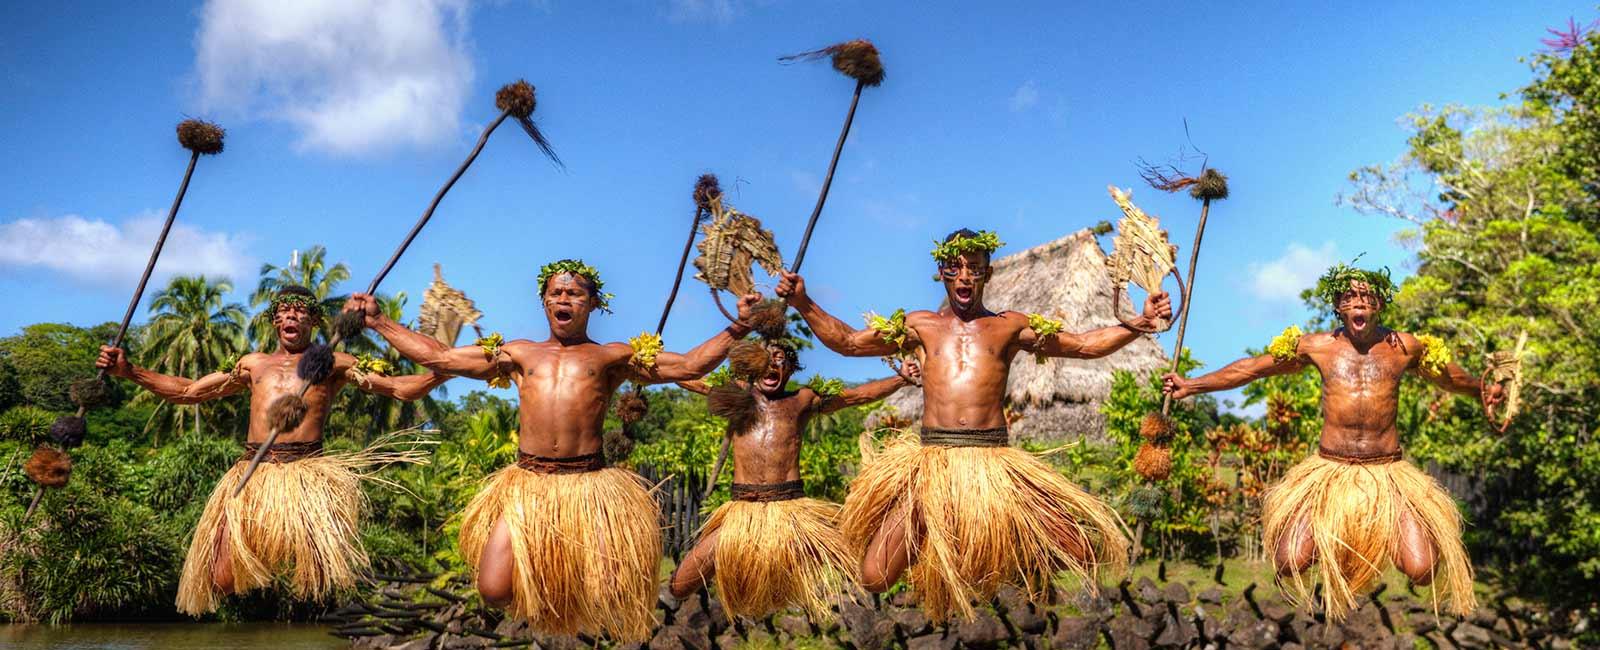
[26,120,226,519]
[233,80,560,497]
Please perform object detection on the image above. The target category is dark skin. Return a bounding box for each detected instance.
[776,250,1172,592]
[96,302,449,595]
[666,348,918,599]
[347,272,759,608]
[1161,282,1504,584]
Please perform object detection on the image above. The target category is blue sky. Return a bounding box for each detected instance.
[2,2,1592,410]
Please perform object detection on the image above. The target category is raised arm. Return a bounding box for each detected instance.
[1021,292,1172,360]
[634,294,758,384]
[1164,354,1307,399]
[817,374,910,415]
[347,293,504,380]
[675,379,712,396]
[341,353,452,401]
[1409,334,1500,405]
[776,271,904,357]
[98,345,249,405]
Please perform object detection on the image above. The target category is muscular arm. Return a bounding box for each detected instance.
[1022,322,1147,360]
[676,379,711,395]
[1173,354,1308,396]
[791,295,903,357]
[368,314,503,380]
[346,355,452,401]
[817,375,907,415]
[635,323,752,384]
[126,365,250,405]
[1416,361,1485,397]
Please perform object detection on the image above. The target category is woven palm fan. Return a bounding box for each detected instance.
[418,264,484,347]
[1106,186,1185,333]
[693,192,784,322]
[1482,330,1527,433]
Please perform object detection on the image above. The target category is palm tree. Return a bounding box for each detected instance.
[249,245,351,351]
[334,291,445,441]
[136,275,248,441]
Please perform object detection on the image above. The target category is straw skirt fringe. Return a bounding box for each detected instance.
[458,465,661,642]
[695,497,857,620]
[840,431,1130,622]
[1262,454,1476,620]
[175,456,365,616]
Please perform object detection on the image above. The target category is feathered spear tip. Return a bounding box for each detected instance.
[1190,168,1229,201]
[728,340,771,381]
[296,343,336,384]
[708,385,760,433]
[781,38,885,87]
[266,394,309,433]
[49,416,86,448]
[1140,412,1175,443]
[176,119,225,155]
[331,310,366,342]
[615,389,649,425]
[747,300,789,341]
[694,174,723,213]
[1133,442,1173,481]
[24,447,72,488]
[495,79,563,168]
[70,378,114,409]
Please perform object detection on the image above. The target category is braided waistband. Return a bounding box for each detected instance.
[517,451,607,474]
[730,480,805,502]
[919,427,1010,448]
[240,440,324,463]
[1317,446,1403,465]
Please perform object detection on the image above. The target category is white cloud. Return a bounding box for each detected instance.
[194,0,476,156]
[0,213,253,286]
[1009,80,1040,112]
[667,0,739,24]
[1249,241,1338,301]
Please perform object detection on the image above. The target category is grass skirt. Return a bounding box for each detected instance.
[1262,453,1476,620]
[695,496,857,620]
[458,465,661,642]
[840,431,1130,622]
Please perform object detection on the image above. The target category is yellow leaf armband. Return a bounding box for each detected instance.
[805,375,846,398]
[475,332,511,388]
[1267,325,1304,362]
[629,332,663,369]
[350,354,394,387]
[1027,313,1065,363]
[1416,333,1453,375]
[865,309,910,350]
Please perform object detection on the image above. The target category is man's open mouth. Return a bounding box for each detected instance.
[954,287,973,302]
[553,308,574,324]
[759,371,783,391]
[1351,314,1369,328]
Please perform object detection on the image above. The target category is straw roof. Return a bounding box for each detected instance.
[877,229,1169,444]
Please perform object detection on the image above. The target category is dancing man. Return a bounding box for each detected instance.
[669,339,916,619]
[776,228,1171,621]
[346,259,758,642]
[97,285,449,615]
[1162,263,1502,619]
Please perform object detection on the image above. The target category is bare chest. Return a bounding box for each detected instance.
[1314,347,1408,393]
[919,320,1014,372]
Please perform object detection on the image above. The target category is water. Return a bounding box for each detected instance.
[0,623,343,649]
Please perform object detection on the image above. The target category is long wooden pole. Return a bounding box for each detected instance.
[788,79,864,273]
[1161,198,1211,416]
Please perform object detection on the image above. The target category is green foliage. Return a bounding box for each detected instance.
[136,275,248,440]
[1312,259,1396,308]
[0,322,123,412]
[930,230,1003,262]
[536,258,613,312]
[0,406,55,445]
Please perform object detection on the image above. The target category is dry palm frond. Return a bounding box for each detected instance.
[418,264,484,346]
[1483,330,1527,425]
[1105,186,1176,293]
[693,195,784,297]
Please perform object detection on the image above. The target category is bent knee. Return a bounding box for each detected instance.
[860,563,895,593]
[477,576,514,608]
[1397,553,1438,586]
[1273,545,1316,577]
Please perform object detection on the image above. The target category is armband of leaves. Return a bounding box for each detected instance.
[805,375,846,398]
[1416,333,1453,375]
[703,365,732,388]
[350,354,394,386]
[1267,325,1304,362]
[865,309,910,350]
[629,332,663,369]
[475,332,512,388]
[217,356,244,381]
[1027,313,1064,364]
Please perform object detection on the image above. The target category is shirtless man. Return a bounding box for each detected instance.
[96,285,449,616]
[775,228,1171,621]
[668,341,915,619]
[1162,265,1503,620]
[345,259,757,642]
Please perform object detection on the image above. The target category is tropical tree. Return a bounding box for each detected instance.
[136,275,247,440]
[248,245,351,351]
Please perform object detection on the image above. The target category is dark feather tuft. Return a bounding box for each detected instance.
[615,388,649,425]
[1133,442,1173,481]
[782,39,885,87]
[747,300,789,341]
[25,447,72,488]
[1190,168,1230,201]
[49,416,86,448]
[728,341,771,381]
[176,119,225,155]
[70,378,114,409]
[266,394,309,433]
[603,428,635,464]
[515,115,564,169]
[708,385,760,433]
[1140,412,1174,443]
[694,174,722,213]
[297,344,336,384]
[494,80,537,118]
[331,310,366,342]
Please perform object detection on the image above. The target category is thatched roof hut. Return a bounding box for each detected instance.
[876,229,1169,444]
